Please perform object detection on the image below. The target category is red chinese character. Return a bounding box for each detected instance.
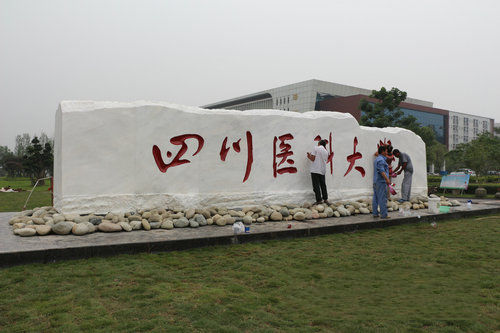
[273,133,297,177]
[314,132,334,175]
[377,138,392,149]
[344,136,365,177]
[152,134,204,173]
[220,131,254,182]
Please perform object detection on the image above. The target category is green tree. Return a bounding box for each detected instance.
[462,133,500,175]
[359,87,443,170]
[23,137,53,185]
[0,146,14,177]
[2,155,24,177]
[359,87,408,127]
[426,141,447,171]
[445,133,500,175]
[39,132,53,148]
[15,133,31,157]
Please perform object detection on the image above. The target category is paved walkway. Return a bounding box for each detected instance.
[1,199,499,267]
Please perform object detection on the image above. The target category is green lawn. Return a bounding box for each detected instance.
[0,177,51,212]
[0,214,498,332]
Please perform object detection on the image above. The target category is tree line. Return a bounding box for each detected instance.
[0,133,53,184]
[359,87,499,175]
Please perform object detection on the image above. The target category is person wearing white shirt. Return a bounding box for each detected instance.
[306,139,330,205]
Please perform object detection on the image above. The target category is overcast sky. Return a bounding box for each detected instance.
[1,0,499,149]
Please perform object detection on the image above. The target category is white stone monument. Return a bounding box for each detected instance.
[54,101,427,213]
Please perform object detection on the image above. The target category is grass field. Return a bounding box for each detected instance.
[0,177,51,212]
[0,214,498,332]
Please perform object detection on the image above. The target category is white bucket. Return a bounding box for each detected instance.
[428,197,440,214]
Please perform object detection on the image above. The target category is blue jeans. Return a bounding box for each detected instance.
[372,182,388,218]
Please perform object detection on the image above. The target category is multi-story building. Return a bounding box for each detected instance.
[448,112,493,149]
[203,79,432,112]
[203,79,495,150]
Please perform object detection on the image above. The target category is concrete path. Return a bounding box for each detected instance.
[1,199,499,267]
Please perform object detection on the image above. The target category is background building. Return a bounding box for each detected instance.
[448,112,495,150]
[203,79,494,150]
[204,79,432,112]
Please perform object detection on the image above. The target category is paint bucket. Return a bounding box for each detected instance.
[428,197,440,214]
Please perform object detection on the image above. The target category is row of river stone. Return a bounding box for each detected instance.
[9,195,460,237]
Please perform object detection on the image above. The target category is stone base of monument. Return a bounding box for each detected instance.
[8,195,465,237]
[1,198,499,267]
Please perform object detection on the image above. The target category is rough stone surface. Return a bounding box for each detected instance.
[194,214,207,226]
[359,207,370,214]
[89,217,102,225]
[161,220,174,229]
[150,214,162,222]
[215,217,226,226]
[280,207,290,217]
[35,225,52,235]
[185,208,196,219]
[141,219,151,231]
[52,214,65,223]
[149,222,161,229]
[31,217,45,225]
[52,222,74,235]
[98,222,122,232]
[223,215,235,225]
[173,217,189,228]
[130,221,142,230]
[242,215,253,225]
[118,222,132,232]
[14,228,37,236]
[293,212,305,221]
[72,223,89,236]
[128,214,142,222]
[84,222,96,233]
[270,211,283,221]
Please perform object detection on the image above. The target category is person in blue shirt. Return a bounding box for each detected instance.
[373,145,391,219]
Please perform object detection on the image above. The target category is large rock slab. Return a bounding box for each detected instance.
[54,101,427,213]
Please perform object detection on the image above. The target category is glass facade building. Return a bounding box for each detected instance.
[399,108,446,144]
[360,107,446,144]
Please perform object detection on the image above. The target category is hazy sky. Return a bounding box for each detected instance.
[1,0,499,149]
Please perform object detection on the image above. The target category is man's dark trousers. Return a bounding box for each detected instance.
[311,172,327,203]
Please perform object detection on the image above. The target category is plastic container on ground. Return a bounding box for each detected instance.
[439,205,450,213]
[428,197,440,214]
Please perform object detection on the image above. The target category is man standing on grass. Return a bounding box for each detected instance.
[373,145,391,219]
[307,139,329,205]
[393,149,413,203]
